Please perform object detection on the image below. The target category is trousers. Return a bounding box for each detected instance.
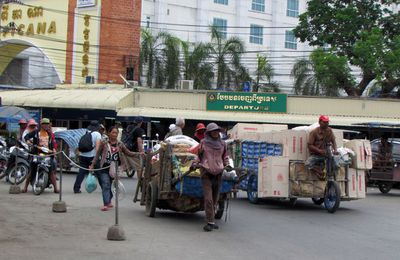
[202,172,222,223]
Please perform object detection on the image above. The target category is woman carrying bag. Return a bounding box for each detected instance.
[90,126,138,211]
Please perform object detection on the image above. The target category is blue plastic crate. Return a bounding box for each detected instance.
[175,176,235,198]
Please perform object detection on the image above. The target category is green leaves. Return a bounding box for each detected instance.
[294,0,400,96]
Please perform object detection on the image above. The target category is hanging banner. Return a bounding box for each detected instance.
[206,92,287,113]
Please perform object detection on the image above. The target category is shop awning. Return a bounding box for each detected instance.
[0,89,133,111]
[117,107,399,127]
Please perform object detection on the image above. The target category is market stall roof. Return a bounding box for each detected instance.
[0,106,31,123]
[117,107,399,127]
[0,89,133,111]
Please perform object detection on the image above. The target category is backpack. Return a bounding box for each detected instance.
[122,126,138,151]
[78,131,94,153]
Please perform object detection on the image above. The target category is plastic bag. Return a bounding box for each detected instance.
[85,172,97,193]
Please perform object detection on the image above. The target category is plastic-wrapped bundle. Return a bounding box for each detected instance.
[175,176,236,198]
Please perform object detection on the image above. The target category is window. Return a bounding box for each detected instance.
[214,0,228,5]
[285,30,297,49]
[252,0,265,12]
[287,0,299,17]
[213,18,227,39]
[250,24,263,44]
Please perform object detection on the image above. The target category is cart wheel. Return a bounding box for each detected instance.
[247,174,259,204]
[378,182,392,194]
[312,198,324,205]
[215,200,225,220]
[126,169,136,178]
[324,181,341,213]
[145,180,158,217]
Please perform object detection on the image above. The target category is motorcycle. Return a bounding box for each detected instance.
[0,137,8,179]
[4,140,30,185]
[31,146,53,195]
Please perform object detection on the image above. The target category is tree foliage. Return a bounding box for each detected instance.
[294,0,400,96]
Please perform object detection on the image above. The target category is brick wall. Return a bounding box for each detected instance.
[98,0,142,83]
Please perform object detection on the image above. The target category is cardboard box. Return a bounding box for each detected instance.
[357,170,366,199]
[313,181,326,198]
[289,162,319,181]
[281,130,308,161]
[333,129,344,148]
[347,168,358,198]
[262,124,288,132]
[258,157,289,198]
[228,123,263,140]
[344,139,372,170]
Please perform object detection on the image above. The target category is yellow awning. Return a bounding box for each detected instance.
[0,89,133,111]
[117,107,399,127]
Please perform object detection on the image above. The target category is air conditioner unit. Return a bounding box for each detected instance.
[179,80,194,90]
[85,76,95,84]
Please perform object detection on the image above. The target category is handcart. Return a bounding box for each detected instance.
[231,140,365,213]
[134,143,244,218]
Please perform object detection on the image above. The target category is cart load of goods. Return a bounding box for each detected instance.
[164,135,237,198]
[228,123,371,200]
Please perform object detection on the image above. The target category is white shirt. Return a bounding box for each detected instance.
[80,131,101,158]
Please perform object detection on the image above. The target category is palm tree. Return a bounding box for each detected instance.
[163,35,181,89]
[254,54,275,92]
[140,29,178,88]
[291,58,320,95]
[209,26,245,89]
[181,41,214,90]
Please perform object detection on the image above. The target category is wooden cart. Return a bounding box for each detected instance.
[134,144,238,218]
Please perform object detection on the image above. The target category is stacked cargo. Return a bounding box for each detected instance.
[342,139,372,199]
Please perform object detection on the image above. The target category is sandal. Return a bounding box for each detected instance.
[106,203,113,208]
[101,206,108,211]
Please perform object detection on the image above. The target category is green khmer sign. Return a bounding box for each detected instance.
[206,92,287,113]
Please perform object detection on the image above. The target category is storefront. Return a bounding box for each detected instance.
[0,0,141,87]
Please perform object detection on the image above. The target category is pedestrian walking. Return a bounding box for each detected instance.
[73,120,102,194]
[193,123,206,142]
[90,126,138,211]
[192,122,229,232]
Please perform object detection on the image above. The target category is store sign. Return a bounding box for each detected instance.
[206,92,287,113]
[77,0,97,8]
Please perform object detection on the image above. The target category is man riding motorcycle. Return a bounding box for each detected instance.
[22,118,59,193]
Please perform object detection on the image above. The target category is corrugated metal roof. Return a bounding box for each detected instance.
[117,107,399,127]
[0,89,133,111]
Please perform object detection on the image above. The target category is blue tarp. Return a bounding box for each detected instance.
[0,106,31,124]
[54,128,86,152]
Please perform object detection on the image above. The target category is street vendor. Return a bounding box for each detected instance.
[306,115,337,179]
[192,122,230,232]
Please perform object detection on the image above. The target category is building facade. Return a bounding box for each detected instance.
[0,0,142,88]
[141,0,312,92]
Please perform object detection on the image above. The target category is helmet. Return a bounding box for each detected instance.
[195,123,206,132]
[27,119,38,126]
[41,118,50,124]
[206,122,221,133]
[18,119,27,125]
[319,115,329,122]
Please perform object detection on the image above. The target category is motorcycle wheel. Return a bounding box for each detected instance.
[324,181,341,213]
[8,163,29,185]
[33,169,48,195]
[0,158,7,179]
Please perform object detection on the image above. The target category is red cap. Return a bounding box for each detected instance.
[195,123,206,132]
[18,119,27,125]
[27,119,38,126]
[319,115,329,122]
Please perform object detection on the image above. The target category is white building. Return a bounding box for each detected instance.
[141,0,312,93]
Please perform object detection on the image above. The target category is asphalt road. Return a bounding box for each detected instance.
[0,173,399,260]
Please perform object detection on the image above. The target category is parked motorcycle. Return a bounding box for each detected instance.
[0,137,8,179]
[5,141,30,185]
[31,146,53,195]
